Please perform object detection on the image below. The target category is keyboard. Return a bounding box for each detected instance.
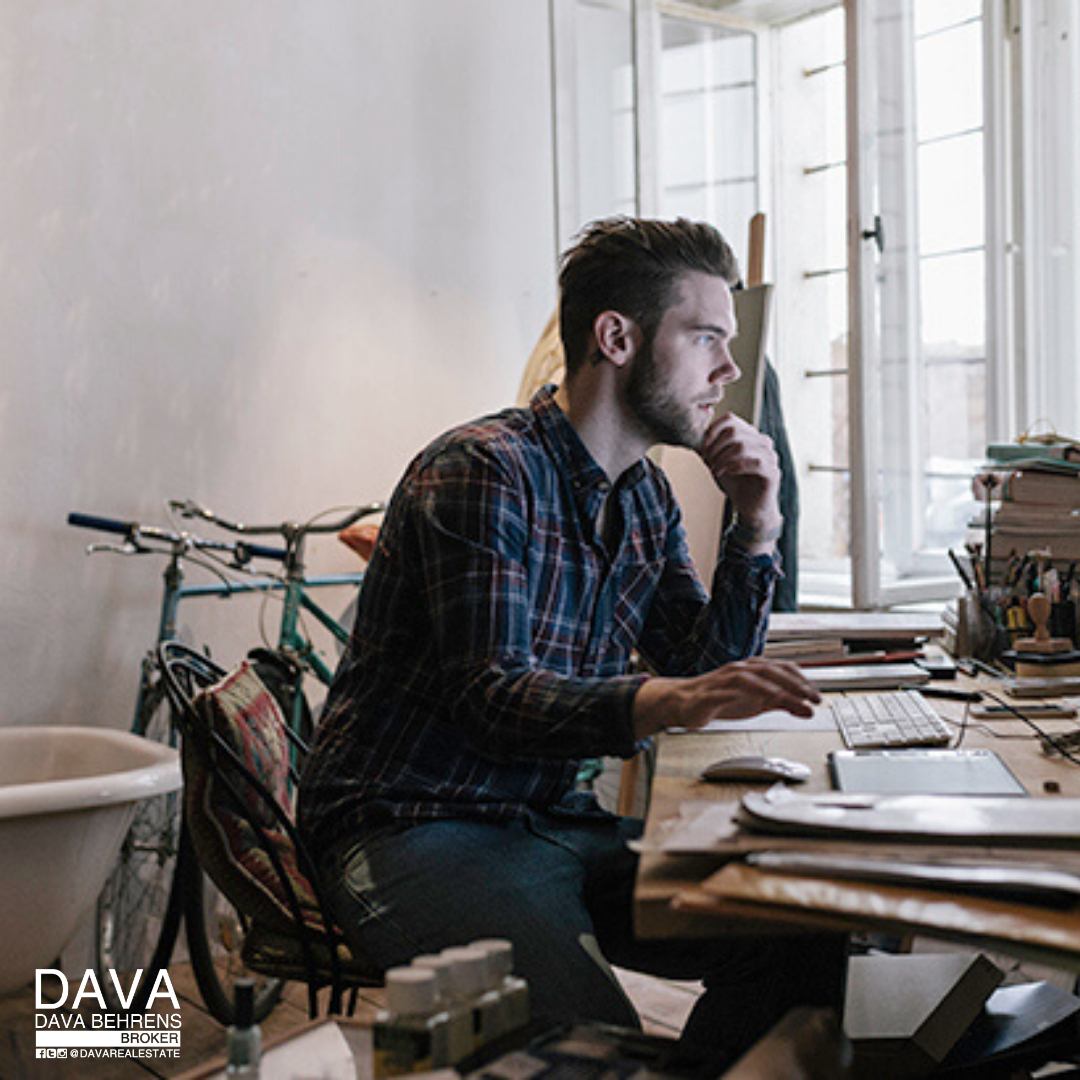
[831,690,952,749]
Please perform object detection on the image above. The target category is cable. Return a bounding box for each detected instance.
[950,697,972,749]
[977,689,1080,767]
[938,715,1039,742]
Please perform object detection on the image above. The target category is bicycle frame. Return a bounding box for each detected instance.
[176,572,360,681]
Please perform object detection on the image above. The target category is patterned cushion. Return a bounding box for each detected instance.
[183,661,326,934]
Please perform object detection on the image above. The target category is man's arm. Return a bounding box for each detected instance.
[634,491,777,675]
[632,658,820,740]
[636,412,784,674]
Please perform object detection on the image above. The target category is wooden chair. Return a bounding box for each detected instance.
[158,641,382,1018]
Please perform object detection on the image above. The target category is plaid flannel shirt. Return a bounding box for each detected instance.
[299,386,777,855]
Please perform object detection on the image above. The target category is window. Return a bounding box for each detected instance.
[553,0,1080,609]
[774,1,991,606]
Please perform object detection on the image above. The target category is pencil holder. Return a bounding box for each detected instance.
[958,591,1008,662]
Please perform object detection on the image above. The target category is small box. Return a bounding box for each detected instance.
[844,952,1003,1078]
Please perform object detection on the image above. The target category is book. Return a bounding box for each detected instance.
[986,528,1080,561]
[975,504,1080,528]
[1003,675,1080,697]
[1003,649,1080,678]
[767,612,943,641]
[805,662,930,690]
[987,441,1080,464]
[975,468,1080,506]
[761,636,849,665]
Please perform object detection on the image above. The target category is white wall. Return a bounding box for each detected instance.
[0,1,556,728]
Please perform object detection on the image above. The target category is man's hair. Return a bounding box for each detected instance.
[557,217,740,374]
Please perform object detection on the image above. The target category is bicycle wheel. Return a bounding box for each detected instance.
[95,675,185,1012]
[184,870,283,1023]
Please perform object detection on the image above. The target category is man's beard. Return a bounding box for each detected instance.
[625,339,703,450]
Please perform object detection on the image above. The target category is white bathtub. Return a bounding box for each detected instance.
[0,725,181,996]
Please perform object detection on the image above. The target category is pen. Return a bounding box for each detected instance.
[948,548,973,591]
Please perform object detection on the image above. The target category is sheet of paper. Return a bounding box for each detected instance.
[652,800,745,853]
[666,703,837,734]
[202,1022,364,1079]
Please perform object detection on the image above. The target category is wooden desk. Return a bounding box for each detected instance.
[634,686,1080,968]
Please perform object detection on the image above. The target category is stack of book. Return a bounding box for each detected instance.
[965,440,1080,671]
[974,441,1080,573]
[763,612,941,668]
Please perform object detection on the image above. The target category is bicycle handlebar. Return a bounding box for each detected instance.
[67,511,137,537]
[168,499,385,539]
[67,511,288,564]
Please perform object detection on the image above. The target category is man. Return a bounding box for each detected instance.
[299,217,844,1068]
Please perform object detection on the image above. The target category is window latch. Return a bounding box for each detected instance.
[861,215,885,253]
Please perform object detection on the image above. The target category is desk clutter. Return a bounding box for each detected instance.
[947,436,1080,673]
[660,788,1080,970]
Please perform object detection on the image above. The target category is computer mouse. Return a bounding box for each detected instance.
[700,755,811,784]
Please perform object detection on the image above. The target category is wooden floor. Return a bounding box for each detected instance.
[0,963,701,1079]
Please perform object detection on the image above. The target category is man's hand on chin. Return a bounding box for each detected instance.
[697,413,783,553]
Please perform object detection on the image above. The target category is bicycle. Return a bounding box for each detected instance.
[163,499,385,1021]
[68,500,382,1022]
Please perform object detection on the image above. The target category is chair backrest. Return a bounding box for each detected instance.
[159,644,328,935]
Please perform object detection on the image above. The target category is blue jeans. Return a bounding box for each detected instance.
[319,809,846,1068]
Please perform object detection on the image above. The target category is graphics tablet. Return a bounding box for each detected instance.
[828,749,1028,796]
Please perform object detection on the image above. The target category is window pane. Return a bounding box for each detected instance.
[825,271,849,355]
[917,195,986,555]
[818,6,847,66]
[920,248,985,350]
[707,87,757,180]
[711,180,757,247]
[801,167,848,271]
[820,65,848,166]
[923,466,979,553]
[707,31,756,85]
[916,20,983,142]
[918,133,985,254]
[663,96,708,189]
[925,356,986,460]
[659,18,757,228]
[663,185,709,221]
[662,20,707,94]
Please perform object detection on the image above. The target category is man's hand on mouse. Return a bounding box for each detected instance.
[633,658,822,740]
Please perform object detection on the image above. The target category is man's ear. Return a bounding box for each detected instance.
[592,311,640,368]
